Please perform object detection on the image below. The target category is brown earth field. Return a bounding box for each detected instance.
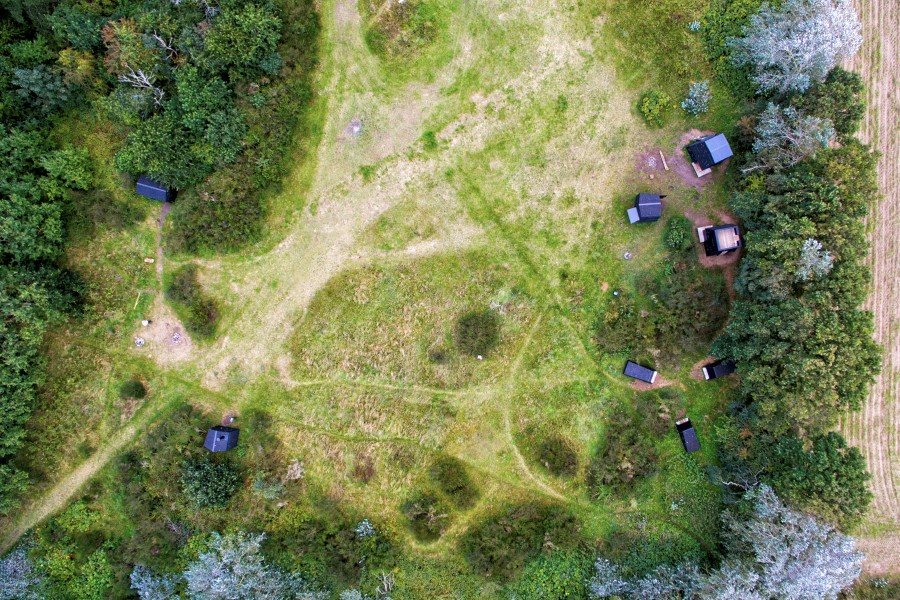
[840,0,900,576]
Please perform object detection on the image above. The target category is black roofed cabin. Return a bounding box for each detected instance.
[675,418,700,453]
[699,224,742,256]
[136,176,175,202]
[687,133,733,177]
[204,426,239,452]
[627,193,665,224]
[702,359,736,381]
[623,360,657,384]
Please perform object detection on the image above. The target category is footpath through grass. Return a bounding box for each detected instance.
[2,0,741,595]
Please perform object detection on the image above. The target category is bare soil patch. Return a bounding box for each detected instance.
[133,296,194,365]
[630,374,677,391]
[689,357,716,382]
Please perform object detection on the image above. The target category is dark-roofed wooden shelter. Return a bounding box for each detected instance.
[675,418,700,453]
[204,426,239,453]
[623,360,657,384]
[702,359,736,381]
[136,176,175,202]
[687,133,733,171]
[627,193,665,224]
[701,224,742,256]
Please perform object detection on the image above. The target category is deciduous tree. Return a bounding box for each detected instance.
[729,0,862,94]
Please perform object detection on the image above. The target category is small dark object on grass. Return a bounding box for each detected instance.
[455,310,500,356]
[119,379,147,400]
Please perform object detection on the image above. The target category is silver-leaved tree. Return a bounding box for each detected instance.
[729,0,862,94]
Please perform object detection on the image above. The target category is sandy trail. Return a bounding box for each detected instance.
[839,0,900,575]
[198,0,598,388]
[0,399,173,555]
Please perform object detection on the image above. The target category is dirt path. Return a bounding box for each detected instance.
[840,0,900,575]
[0,398,173,555]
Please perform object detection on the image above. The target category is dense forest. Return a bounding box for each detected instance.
[0,0,318,515]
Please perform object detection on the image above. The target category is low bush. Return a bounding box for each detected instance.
[638,90,673,128]
[505,550,592,599]
[165,264,220,339]
[180,456,241,508]
[536,434,579,478]
[663,215,694,253]
[681,80,712,115]
[461,503,582,580]
[118,378,146,400]
[167,165,263,253]
[454,310,500,356]
[588,401,660,494]
[429,455,479,509]
[364,0,443,60]
[401,491,449,542]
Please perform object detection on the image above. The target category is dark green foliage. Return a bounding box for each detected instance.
[454,310,500,356]
[200,3,282,75]
[165,264,220,339]
[401,491,449,542]
[428,455,479,509]
[167,165,263,253]
[47,4,103,50]
[118,379,146,400]
[460,503,582,580]
[364,0,443,60]
[638,90,673,128]
[765,432,872,528]
[13,64,74,114]
[588,399,663,493]
[793,67,865,140]
[115,111,213,190]
[664,215,693,253]
[505,551,592,600]
[0,29,88,508]
[180,455,241,509]
[701,0,764,96]
[716,143,881,433]
[534,434,579,478]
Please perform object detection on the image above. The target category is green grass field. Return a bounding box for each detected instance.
[1,0,749,595]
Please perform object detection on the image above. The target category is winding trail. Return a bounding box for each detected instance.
[0,398,175,554]
[840,0,900,575]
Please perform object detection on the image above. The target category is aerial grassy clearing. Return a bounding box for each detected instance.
[0,0,891,597]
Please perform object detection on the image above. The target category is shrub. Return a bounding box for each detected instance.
[638,90,673,128]
[428,455,479,509]
[56,501,99,534]
[681,80,711,115]
[167,165,264,253]
[588,401,659,494]
[165,265,220,339]
[461,503,582,580]
[535,434,579,478]
[663,215,693,253]
[401,492,448,542]
[454,310,500,356]
[118,378,146,400]
[364,0,443,60]
[506,551,592,599]
[180,456,241,508]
